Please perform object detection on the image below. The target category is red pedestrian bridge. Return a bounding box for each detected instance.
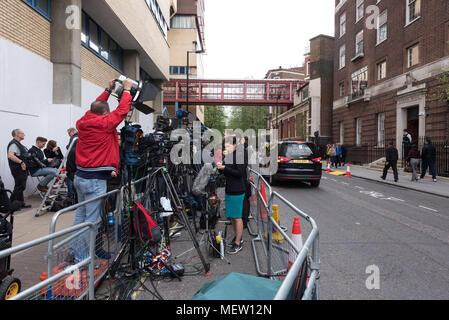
[163,79,305,106]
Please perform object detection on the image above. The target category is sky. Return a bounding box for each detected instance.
[202,0,335,80]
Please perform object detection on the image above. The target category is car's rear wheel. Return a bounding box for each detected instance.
[310,180,320,188]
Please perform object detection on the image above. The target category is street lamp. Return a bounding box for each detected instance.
[186,49,204,113]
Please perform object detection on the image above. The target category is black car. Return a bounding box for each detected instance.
[272,141,322,187]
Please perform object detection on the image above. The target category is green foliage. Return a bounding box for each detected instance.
[227,106,268,132]
[204,106,227,134]
[432,68,449,103]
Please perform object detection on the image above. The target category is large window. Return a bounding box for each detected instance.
[339,45,346,69]
[22,0,50,19]
[171,15,195,29]
[339,12,346,37]
[377,113,385,147]
[355,30,364,56]
[81,12,123,71]
[351,66,368,99]
[356,0,364,22]
[356,118,362,146]
[377,60,387,80]
[377,10,388,44]
[406,0,421,25]
[407,44,419,68]
[146,0,168,39]
[339,121,345,145]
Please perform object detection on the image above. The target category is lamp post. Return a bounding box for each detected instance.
[186,49,204,113]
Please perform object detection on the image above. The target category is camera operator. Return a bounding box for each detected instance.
[68,78,133,263]
[7,129,31,209]
[29,137,58,193]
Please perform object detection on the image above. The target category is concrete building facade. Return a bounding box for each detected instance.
[333,0,449,158]
[167,0,205,122]
[0,0,173,193]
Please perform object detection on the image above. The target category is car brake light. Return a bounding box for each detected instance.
[278,156,291,163]
[312,157,322,164]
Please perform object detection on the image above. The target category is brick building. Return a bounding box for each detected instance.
[0,0,174,193]
[270,35,335,142]
[333,0,449,160]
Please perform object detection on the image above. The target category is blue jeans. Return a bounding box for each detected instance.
[31,167,57,186]
[70,176,107,263]
[67,177,74,199]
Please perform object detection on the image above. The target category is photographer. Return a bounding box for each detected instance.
[69,78,133,263]
[29,137,58,193]
[7,129,31,209]
[44,140,64,167]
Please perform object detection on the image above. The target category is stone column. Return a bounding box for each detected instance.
[51,0,82,106]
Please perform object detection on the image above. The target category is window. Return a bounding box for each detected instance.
[377,113,385,147]
[146,0,168,39]
[355,30,364,56]
[22,0,50,19]
[356,0,364,22]
[351,66,368,99]
[170,66,188,75]
[340,12,346,37]
[339,45,346,69]
[81,12,123,71]
[406,0,421,25]
[377,61,387,80]
[377,10,388,44]
[171,15,195,29]
[339,82,345,97]
[88,19,100,53]
[407,44,419,68]
[339,121,345,145]
[356,118,362,146]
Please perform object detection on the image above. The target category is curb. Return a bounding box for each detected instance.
[321,168,449,199]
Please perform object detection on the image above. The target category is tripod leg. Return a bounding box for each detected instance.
[161,169,210,274]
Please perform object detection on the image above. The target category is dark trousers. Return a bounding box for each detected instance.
[421,159,436,179]
[9,166,28,204]
[382,161,398,181]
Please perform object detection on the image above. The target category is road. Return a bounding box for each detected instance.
[272,173,449,300]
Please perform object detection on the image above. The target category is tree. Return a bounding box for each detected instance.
[204,105,226,134]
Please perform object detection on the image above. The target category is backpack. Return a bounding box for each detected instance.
[132,202,161,246]
[0,176,11,214]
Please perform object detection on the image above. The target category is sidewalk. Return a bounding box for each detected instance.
[323,163,449,198]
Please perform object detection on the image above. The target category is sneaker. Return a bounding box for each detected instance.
[227,243,243,255]
[226,237,244,248]
[380,176,386,181]
[433,179,437,182]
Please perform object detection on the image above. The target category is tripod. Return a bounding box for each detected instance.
[145,166,211,274]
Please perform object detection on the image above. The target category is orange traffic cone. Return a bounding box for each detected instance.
[288,216,303,271]
[259,182,268,220]
[326,160,331,173]
[345,162,352,177]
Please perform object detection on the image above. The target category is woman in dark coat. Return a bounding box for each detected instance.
[44,140,64,167]
[217,135,246,255]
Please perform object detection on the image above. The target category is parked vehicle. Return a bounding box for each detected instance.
[272,141,322,187]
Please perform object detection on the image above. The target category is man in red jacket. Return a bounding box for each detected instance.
[70,78,133,263]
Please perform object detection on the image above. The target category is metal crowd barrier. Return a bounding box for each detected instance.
[248,168,320,300]
[0,222,97,300]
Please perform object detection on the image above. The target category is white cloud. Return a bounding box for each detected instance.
[202,0,335,79]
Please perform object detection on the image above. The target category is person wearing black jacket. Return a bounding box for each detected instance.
[420,138,437,182]
[7,129,31,208]
[406,144,421,182]
[241,137,251,230]
[29,137,58,193]
[217,135,246,255]
[381,141,399,182]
